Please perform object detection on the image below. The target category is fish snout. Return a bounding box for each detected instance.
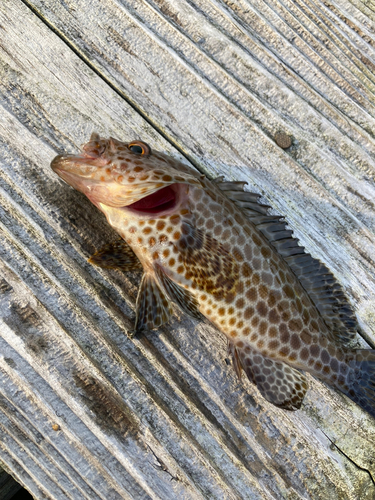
[51,154,68,173]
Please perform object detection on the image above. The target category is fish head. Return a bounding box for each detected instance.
[51,133,202,215]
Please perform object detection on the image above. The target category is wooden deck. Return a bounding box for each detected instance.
[1,0,375,498]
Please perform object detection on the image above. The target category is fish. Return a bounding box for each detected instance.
[51,132,375,418]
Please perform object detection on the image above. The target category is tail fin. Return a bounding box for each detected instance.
[340,350,375,419]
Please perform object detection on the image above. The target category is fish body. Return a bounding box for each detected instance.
[51,134,375,416]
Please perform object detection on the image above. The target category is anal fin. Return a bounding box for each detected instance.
[228,341,308,410]
[227,341,245,381]
[89,240,142,271]
[135,273,173,332]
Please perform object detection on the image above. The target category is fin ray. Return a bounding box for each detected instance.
[135,274,172,332]
[341,350,375,418]
[155,266,205,322]
[89,240,142,271]
[229,341,308,410]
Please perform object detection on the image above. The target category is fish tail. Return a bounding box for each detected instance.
[338,349,375,418]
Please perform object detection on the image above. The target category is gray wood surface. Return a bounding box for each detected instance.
[1,0,375,498]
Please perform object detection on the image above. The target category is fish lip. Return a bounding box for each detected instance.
[51,152,102,171]
[51,154,100,196]
[51,166,88,191]
[51,154,71,172]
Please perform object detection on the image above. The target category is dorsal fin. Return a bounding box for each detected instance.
[216,180,358,345]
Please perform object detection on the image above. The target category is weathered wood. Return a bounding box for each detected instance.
[28,0,375,341]
[0,0,375,499]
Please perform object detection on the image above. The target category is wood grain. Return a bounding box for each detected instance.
[0,0,375,498]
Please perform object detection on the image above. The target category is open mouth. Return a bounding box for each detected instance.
[126,184,181,215]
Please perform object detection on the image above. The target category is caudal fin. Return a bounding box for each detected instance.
[340,350,375,419]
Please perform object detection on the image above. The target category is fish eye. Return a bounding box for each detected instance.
[128,141,151,156]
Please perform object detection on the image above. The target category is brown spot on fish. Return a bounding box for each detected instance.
[242,263,252,278]
[269,326,278,338]
[252,273,260,285]
[290,334,301,350]
[225,292,235,304]
[244,307,255,320]
[280,346,290,358]
[257,302,268,317]
[236,298,245,309]
[259,321,268,335]
[261,247,271,258]
[289,319,303,332]
[310,345,320,358]
[300,347,309,361]
[269,309,280,324]
[301,330,313,345]
[269,340,280,350]
[251,316,260,327]
[259,284,268,299]
[246,287,257,302]
[280,326,290,343]
[283,284,295,299]
[315,361,323,371]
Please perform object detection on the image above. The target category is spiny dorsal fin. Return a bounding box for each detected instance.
[135,274,172,332]
[155,266,205,322]
[89,240,142,271]
[217,180,358,345]
[228,341,308,410]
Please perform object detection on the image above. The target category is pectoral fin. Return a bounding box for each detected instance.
[155,266,205,322]
[135,273,173,332]
[228,341,308,410]
[89,240,142,271]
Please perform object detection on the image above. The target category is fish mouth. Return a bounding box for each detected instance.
[125,183,186,217]
[51,152,108,173]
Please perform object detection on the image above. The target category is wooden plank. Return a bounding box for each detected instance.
[0,0,374,499]
[27,0,375,342]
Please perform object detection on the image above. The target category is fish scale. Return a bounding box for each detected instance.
[51,133,375,418]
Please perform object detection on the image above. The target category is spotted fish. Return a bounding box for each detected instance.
[51,133,375,417]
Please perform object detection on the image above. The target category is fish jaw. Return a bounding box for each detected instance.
[51,153,123,208]
[51,132,112,181]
